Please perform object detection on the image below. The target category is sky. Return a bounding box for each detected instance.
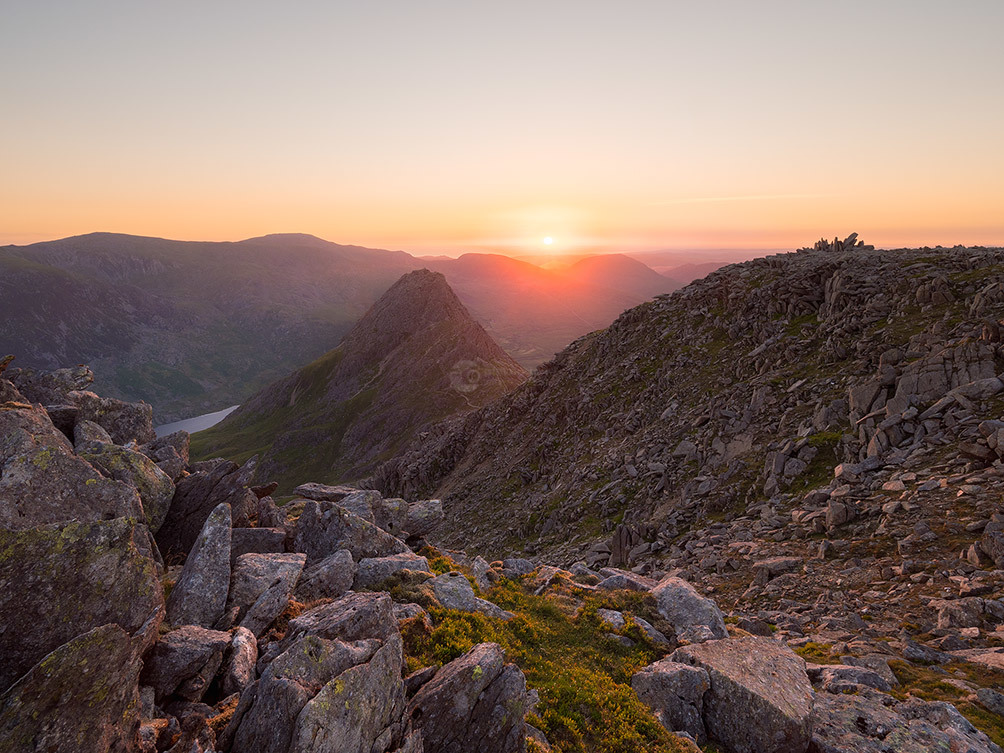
[2,1,1003,255]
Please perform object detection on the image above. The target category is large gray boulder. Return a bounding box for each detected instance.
[289,634,406,753]
[671,637,814,753]
[156,456,256,558]
[139,430,190,482]
[292,482,358,502]
[222,626,258,697]
[651,576,728,642]
[6,364,94,405]
[632,659,711,743]
[67,389,156,445]
[0,517,164,690]
[77,441,175,533]
[226,592,407,753]
[140,625,231,704]
[284,592,399,646]
[227,634,384,753]
[0,398,143,529]
[166,503,232,628]
[405,499,443,536]
[292,499,408,564]
[408,642,529,753]
[431,571,513,620]
[227,553,306,626]
[296,548,357,601]
[0,624,148,753]
[354,552,431,590]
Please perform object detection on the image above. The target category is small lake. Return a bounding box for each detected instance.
[155,405,239,437]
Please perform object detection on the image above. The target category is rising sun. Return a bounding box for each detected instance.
[542,236,554,246]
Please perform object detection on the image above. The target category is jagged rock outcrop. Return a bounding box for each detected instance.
[0,388,144,528]
[293,499,409,564]
[156,456,257,558]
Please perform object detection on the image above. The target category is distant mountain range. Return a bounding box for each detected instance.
[192,269,527,491]
[0,233,680,421]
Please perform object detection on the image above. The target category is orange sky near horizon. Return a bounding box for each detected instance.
[2,2,1003,256]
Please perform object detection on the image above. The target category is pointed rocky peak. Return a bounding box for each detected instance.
[193,270,527,490]
[340,269,470,349]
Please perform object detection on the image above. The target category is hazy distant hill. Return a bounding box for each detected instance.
[192,270,527,491]
[0,233,678,420]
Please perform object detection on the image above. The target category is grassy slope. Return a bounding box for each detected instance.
[400,551,696,753]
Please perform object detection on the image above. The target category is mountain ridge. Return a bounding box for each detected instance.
[0,232,679,421]
[192,269,527,491]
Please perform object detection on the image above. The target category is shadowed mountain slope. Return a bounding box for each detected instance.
[191,269,527,491]
[0,233,677,421]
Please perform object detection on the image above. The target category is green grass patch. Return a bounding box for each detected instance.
[889,659,1004,746]
[402,578,693,753]
[793,642,840,665]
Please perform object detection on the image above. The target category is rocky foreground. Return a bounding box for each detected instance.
[1,359,1002,752]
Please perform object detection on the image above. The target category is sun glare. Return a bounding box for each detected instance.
[542,236,554,246]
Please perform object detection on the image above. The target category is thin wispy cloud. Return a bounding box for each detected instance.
[648,193,833,206]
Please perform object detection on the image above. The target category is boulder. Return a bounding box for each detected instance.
[77,441,175,533]
[338,489,384,522]
[0,624,147,753]
[156,457,256,558]
[355,552,431,590]
[431,571,514,620]
[651,576,728,642]
[292,499,408,564]
[289,634,406,753]
[228,633,385,753]
[73,418,113,446]
[6,364,94,404]
[230,526,287,565]
[0,400,144,529]
[296,549,357,601]
[807,664,892,693]
[239,563,307,637]
[222,626,258,697]
[140,625,231,703]
[373,496,410,535]
[409,642,529,753]
[284,592,399,645]
[404,498,443,536]
[139,431,190,482]
[292,482,359,502]
[0,517,164,690]
[981,517,1004,568]
[632,658,710,743]
[226,594,405,753]
[166,503,231,628]
[227,553,306,625]
[671,637,814,753]
[67,389,156,445]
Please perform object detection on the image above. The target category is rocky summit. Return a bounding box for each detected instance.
[2,237,1004,752]
[191,269,528,492]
